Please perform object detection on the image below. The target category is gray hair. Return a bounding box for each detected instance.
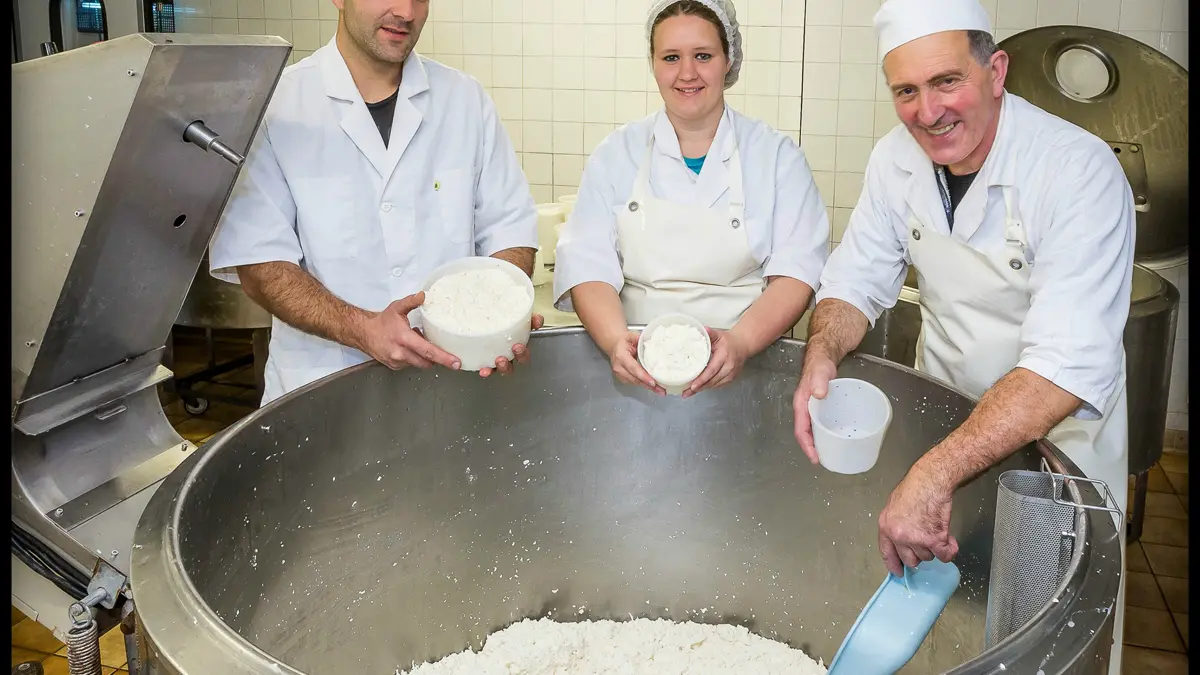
[967,29,999,65]
[881,29,1000,77]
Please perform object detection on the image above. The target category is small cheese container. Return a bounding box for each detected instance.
[421,257,535,372]
[637,313,712,396]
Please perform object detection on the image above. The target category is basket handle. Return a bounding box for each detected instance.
[1039,458,1123,520]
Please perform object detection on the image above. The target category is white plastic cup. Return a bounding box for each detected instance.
[536,203,566,264]
[808,378,893,475]
[532,248,553,286]
[557,194,578,220]
[637,313,712,396]
[420,257,535,372]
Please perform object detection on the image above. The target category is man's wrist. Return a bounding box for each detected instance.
[914,441,968,494]
[343,308,375,353]
[803,333,842,367]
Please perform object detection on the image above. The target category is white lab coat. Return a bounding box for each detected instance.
[818,92,1134,671]
[552,107,830,317]
[209,39,538,404]
[817,92,1133,420]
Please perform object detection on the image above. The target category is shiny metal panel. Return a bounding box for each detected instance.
[132,330,1119,675]
[1124,267,1179,474]
[176,253,272,329]
[12,33,291,404]
[1001,26,1189,264]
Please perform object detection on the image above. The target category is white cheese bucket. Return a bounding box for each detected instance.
[421,257,535,372]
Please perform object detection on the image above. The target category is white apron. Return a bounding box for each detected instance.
[907,183,1129,674]
[615,135,763,330]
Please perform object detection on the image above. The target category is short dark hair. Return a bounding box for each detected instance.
[649,1,730,59]
[968,30,999,65]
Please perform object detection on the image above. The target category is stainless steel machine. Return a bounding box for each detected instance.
[14,30,1120,675]
[11,31,290,659]
[130,331,1122,675]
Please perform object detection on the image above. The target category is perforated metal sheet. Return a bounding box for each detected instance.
[985,470,1078,648]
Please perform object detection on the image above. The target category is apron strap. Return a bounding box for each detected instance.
[726,144,745,217]
[1001,186,1034,266]
[629,119,745,217]
[629,140,655,206]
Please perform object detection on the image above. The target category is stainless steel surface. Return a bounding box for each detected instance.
[1125,265,1179,475]
[12,33,289,405]
[11,33,290,633]
[856,267,921,365]
[182,121,246,167]
[176,254,273,330]
[132,329,1120,675]
[1001,26,1189,264]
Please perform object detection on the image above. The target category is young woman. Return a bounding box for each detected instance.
[553,0,829,397]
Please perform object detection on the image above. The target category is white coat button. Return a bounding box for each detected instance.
[391,267,403,277]
[912,229,921,241]
[381,203,393,212]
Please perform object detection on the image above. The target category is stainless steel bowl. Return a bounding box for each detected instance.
[131,329,1120,675]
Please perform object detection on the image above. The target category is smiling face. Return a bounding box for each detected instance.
[883,30,1008,172]
[651,13,731,123]
[334,0,429,64]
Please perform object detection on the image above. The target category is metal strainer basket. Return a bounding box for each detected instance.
[984,459,1122,648]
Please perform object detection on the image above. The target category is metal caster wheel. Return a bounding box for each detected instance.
[184,397,210,415]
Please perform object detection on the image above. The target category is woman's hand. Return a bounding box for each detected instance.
[683,328,748,398]
[610,331,666,395]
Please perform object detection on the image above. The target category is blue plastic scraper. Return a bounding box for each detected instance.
[827,559,961,675]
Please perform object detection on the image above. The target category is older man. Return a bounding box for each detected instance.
[210,0,540,404]
[791,0,1132,669]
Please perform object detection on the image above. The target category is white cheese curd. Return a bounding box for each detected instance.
[642,324,710,382]
[403,617,827,675]
[423,268,532,336]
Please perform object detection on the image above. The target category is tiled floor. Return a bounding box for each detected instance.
[11,605,128,674]
[1124,451,1191,673]
[10,329,1192,672]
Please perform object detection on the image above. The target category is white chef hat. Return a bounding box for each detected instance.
[645,0,743,89]
[874,0,992,59]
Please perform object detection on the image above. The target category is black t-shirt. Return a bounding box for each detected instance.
[937,167,978,231]
[366,88,400,147]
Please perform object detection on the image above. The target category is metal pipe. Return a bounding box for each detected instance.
[182,121,245,166]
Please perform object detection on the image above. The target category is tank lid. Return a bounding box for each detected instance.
[1000,26,1188,265]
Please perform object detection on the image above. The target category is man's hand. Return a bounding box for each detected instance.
[684,329,748,398]
[793,349,838,464]
[877,465,959,577]
[356,292,462,371]
[480,314,545,378]
[609,331,665,395]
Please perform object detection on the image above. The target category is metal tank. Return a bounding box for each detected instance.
[131,330,1121,675]
[1000,26,1188,265]
[848,265,1179,540]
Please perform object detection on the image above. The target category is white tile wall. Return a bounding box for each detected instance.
[168,0,1188,431]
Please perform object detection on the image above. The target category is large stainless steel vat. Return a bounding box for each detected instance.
[851,265,1179,538]
[131,329,1120,675]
